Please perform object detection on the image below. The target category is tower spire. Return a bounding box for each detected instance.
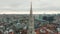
[30,1,32,15]
[28,2,35,34]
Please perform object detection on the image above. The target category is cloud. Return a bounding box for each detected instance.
[0,0,30,11]
[33,0,60,11]
[0,0,60,11]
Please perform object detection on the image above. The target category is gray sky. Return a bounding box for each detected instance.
[0,0,60,11]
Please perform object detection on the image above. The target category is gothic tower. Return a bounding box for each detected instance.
[27,2,35,34]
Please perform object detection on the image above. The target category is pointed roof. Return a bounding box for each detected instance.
[30,2,32,16]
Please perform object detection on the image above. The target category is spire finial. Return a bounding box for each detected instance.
[30,1,32,15]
